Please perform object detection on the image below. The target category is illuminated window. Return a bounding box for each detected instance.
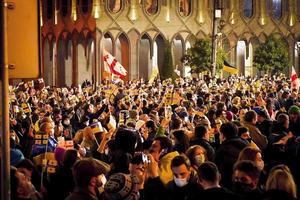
[267,0,282,20]
[244,0,253,18]
[108,0,122,13]
[144,0,158,15]
[179,0,191,17]
[47,0,53,19]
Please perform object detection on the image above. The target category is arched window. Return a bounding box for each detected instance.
[268,0,282,20]
[81,0,91,14]
[144,0,158,15]
[61,0,70,17]
[178,0,191,17]
[108,0,122,13]
[47,0,54,19]
[243,0,253,18]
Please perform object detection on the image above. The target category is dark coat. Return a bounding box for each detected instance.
[261,189,296,200]
[193,187,240,200]
[144,177,168,200]
[48,164,75,200]
[166,173,202,200]
[215,137,248,189]
[65,187,101,200]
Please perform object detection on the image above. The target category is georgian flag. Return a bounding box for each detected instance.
[291,66,299,90]
[103,49,127,77]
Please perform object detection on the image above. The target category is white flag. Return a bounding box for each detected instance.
[103,49,127,77]
[291,66,299,90]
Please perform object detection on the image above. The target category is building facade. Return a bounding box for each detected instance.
[41,0,300,87]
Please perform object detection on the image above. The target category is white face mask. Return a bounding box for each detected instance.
[194,154,205,167]
[173,176,188,187]
[104,148,109,156]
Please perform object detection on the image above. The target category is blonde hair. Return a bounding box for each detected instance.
[266,165,297,198]
[237,147,261,163]
[73,130,84,144]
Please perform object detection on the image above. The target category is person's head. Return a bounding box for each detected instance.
[256,108,269,122]
[194,125,209,141]
[129,110,138,120]
[104,173,139,200]
[237,147,264,171]
[170,117,182,130]
[243,110,257,125]
[276,113,289,129]
[233,161,261,194]
[149,136,172,162]
[219,122,238,142]
[145,120,156,133]
[17,159,35,181]
[39,121,55,137]
[266,165,297,199]
[197,162,220,189]
[72,158,108,192]
[172,130,190,153]
[238,126,251,142]
[288,105,300,123]
[186,145,207,168]
[11,166,35,199]
[63,149,79,168]
[129,153,148,186]
[114,128,138,155]
[171,155,191,187]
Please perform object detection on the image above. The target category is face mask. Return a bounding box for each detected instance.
[194,154,205,167]
[174,176,188,187]
[233,181,255,194]
[104,148,109,156]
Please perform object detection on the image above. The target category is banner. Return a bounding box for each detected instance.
[223,60,238,74]
[291,66,299,90]
[103,49,127,77]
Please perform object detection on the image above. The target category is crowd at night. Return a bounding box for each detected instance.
[6,74,300,200]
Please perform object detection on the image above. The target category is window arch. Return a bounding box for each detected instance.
[144,0,158,15]
[243,0,253,18]
[80,0,92,14]
[267,0,282,20]
[108,0,122,13]
[46,0,54,19]
[178,0,192,17]
[61,0,70,17]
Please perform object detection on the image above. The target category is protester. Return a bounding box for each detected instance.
[7,74,300,199]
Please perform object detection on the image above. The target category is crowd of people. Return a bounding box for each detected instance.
[4,74,300,200]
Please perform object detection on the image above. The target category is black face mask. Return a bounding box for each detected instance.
[247,138,252,143]
[233,181,255,194]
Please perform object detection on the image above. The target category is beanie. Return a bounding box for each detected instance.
[104,173,139,200]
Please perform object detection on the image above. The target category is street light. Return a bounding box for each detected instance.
[211,0,222,77]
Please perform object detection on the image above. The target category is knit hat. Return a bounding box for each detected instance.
[104,173,139,200]
[54,147,66,163]
[288,105,300,116]
[73,158,109,188]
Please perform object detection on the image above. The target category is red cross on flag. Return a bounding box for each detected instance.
[103,49,127,78]
[291,66,299,90]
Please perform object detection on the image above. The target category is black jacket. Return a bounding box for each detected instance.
[215,137,248,189]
